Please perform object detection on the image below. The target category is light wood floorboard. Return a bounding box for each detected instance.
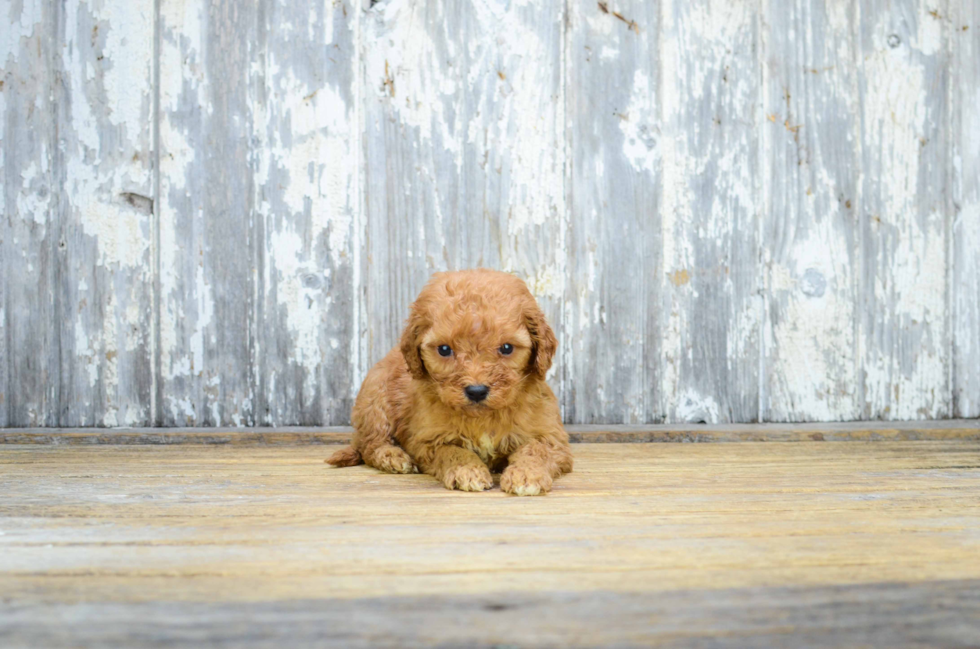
[1,442,979,646]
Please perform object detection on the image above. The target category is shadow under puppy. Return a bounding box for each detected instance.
[327,269,572,495]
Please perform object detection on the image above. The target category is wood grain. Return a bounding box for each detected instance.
[252,0,357,425]
[157,0,257,426]
[2,2,156,427]
[360,0,565,388]
[660,0,761,424]
[3,582,979,648]
[952,1,979,418]
[564,0,663,424]
[61,1,156,427]
[1,1,60,427]
[2,0,975,427]
[858,0,951,420]
[1,442,978,646]
[762,0,862,422]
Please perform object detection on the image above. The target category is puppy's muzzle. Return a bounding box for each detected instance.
[464,384,490,403]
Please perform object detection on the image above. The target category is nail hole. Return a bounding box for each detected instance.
[121,192,153,215]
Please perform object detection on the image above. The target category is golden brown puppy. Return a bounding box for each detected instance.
[326,269,572,495]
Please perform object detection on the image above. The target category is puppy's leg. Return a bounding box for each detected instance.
[501,440,572,496]
[362,440,417,474]
[334,352,418,474]
[327,422,416,473]
[424,446,493,492]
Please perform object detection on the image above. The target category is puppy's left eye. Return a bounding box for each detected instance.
[437,345,453,357]
[499,343,514,355]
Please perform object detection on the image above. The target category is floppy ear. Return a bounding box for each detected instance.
[524,299,557,379]
[399,304,429,379]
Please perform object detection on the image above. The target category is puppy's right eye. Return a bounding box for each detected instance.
[437,345,453,357]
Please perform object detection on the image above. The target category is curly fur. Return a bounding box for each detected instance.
[326,269,572,495]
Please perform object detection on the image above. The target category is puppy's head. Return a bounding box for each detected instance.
[400,269,556,413]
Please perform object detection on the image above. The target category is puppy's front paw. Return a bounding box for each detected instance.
[501,464,553,496]
[371,446,418,474]
[443,464,493,492]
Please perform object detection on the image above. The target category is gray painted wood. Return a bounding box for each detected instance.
[360,0,565,381]
[952,2,979,418]
[2,1,154,427]
[59,1,156,426]
[157,0,257,426]
[360,0,465,370]
[858,0,951,420]
[659,0,761,423]
[762,0,862,422]
[564,0,662,424]
[252,0,357,425]
[1,0,976,426]
[1,1,61,427]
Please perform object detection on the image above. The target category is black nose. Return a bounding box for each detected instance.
[464,384,490,402]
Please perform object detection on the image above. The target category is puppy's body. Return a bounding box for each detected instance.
[327,269,572,495]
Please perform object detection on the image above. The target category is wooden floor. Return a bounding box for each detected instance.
[2,441,980,647]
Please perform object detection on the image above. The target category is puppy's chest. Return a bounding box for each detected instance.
[460,432,502,464]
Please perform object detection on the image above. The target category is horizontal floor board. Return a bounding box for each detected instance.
[3,581,979,648]
[1,442,979,646]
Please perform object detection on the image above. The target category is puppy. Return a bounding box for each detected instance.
[327,269,572,495]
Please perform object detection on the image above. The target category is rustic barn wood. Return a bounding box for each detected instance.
[952,0,979,419]
[763,0,862,423]
[157,0,257,427]
[360,0,566,378]
[251,0,359,426]
[2,442,979,646]
[857,0,951,421]
[564,0,663,424]
[1,1,60,427]
[1,0,977,426]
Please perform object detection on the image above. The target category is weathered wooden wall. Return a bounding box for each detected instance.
[1,0,976,427]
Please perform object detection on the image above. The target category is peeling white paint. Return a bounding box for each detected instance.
[861,11,947,419]
[620,70,658,174]
[18,159,51,226]
[64,0,152,270]
[0,0,38,64]
[366,0,460,155]
[675,389,720,424]
[952,0,980,418]
[99,3,154,130]
[268,225,329,396]
[261,63,353,254]
[3,0,972,427]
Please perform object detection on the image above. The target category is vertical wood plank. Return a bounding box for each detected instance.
[252,0,357,425]
[951,1,979,418]
[762,0,862,422]
[360,0,461,371]
[564,0,662,423]
[659,0,761,423]
[158,0,257,425]
[360,0,564,383]
[858,0,950,419]
[1,1,60,426]
[58,0,156,426]
[455,0,566,371]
